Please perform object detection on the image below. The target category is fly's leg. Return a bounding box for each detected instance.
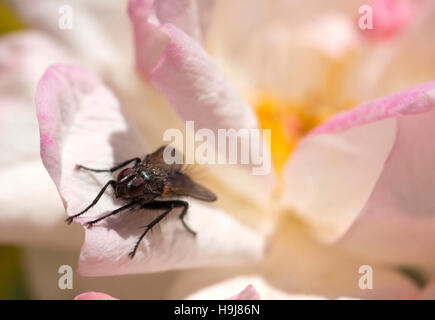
[65,180,116,224]
[177,200,196,236]
[76,157,141,173]
[128,200,196,259]
[145,200,196,235]
[128,202,173,259]
[85,201,139,228]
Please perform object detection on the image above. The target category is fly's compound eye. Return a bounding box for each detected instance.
[117,168,135,181]
[128,177,146,197]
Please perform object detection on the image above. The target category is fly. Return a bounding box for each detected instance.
[66,145,217,259]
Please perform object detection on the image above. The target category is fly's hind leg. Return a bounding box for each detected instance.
[176,200,196,236]
[147,200,196,235]
[128,200,196,259]
[128,201,173,259]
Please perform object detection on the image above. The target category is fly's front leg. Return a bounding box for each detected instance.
[65,180,116,224]
[76,157,141,173]
[85,201,139,228]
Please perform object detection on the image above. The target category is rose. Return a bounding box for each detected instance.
[1,0,435,299]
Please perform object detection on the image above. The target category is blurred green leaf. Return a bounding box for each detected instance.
[0,1,25,34]
[0,246,30,299]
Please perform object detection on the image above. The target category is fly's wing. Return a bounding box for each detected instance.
[165,171,217,202]
[145,145,183,172]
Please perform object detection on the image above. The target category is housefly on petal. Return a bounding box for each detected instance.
[66,145,217,259]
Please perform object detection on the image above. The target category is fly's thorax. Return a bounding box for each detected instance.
[114,164,168,199]
[140,163,169,194]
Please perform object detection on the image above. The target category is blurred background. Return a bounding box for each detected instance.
[0,2,28,299]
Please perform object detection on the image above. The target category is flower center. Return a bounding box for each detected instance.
[253,60,357,175]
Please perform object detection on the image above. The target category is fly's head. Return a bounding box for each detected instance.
[115,167,149,199]
[115,165,167,199]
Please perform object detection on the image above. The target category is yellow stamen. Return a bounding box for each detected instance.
[255,93,354,175]
[254,56,356,177]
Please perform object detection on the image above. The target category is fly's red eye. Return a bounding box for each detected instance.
[128,177,145,197]
[118,168,135,181]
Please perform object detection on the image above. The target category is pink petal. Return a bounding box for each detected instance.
[176,218,420,300]
[0,32,79,247]
[78,199,265,276]
[227,285,261,300]
[359,0,414,41]
[153,0,215,42]
[128,0,274,208]
[283,81,435,267]
[0,32,73,165]
[356,1,435,99]
[183,275,359,300]
[185,277,269,300]
[75,292,118,300]
[128,0,259,134]
[311,81,435,135]
[36,64,265,276]
[9,1,173,144]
